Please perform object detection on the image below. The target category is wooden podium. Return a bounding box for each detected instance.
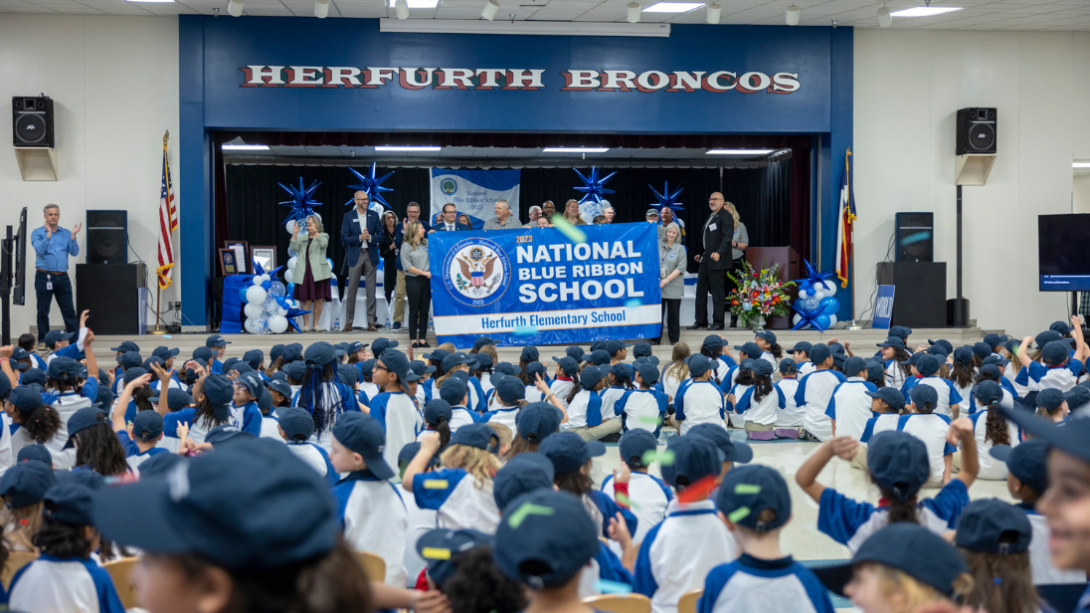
[742,246,800,330]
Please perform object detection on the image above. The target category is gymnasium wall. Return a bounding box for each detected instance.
[853,29,1090,335]
[0,15,180,336]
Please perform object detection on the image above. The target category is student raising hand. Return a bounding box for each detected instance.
[946,417,978,489]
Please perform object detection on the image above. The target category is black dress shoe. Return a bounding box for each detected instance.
[709,325,725,330]
[687,324,708,330]
[650,339,661,345]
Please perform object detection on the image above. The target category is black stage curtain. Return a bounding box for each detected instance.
[223,160,794,277]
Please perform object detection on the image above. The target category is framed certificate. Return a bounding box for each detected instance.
[218,248,239,276]
[224,240,249,274]
[251,245,276,272]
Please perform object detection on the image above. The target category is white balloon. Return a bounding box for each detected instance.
[287,247,298,258]
[792,314,803,326]
[244,318,260,334]
[286,257,298,272]
[268,315,289,334]
[828,315,838,327]
[244,303,263,319]
[245,285,268,305]
[823,280,838,295]
[812,288,826,300]
[285,220,297,234]
[797,288,810,299]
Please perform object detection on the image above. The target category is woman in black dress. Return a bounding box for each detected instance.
[379,210,399,308]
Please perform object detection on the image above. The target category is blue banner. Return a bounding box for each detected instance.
[428,223,661,347]
[430,168,521,230]
[872,285,895,329]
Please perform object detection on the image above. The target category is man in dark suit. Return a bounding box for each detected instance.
[431,202,471,232]
[689,191,735,330]
[341,190,383,332]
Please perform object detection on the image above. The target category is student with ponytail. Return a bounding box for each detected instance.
[44,332,101,469]
[953,499,1043,613]
[296,342,357,452]
[548,356,580,409]
[878,337,912,389]
[163,373,236,445]
[369,349,423,472]
[948,346,976,406]
[420,399,453,449]
[6,386,62,457]
[966,382,1020,481]
[731,359,787,440]
[558,366,619,442]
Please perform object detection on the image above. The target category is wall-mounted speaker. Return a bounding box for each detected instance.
[956,107,997,155]
[895,212,934,263]
[12,95,54,148]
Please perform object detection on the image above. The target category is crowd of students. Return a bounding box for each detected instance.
[0,315,1089,613]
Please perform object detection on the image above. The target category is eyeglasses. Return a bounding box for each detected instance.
[374,365,390,373]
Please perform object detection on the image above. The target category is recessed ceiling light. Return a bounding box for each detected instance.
[890,6,961,17]
[221,144,269,151]
[643,2,703,12]
[542,148,610,153]
[387,0,438,7]
[1075,162,1090,169]
[706,149,773,155]
[375,146,441,152]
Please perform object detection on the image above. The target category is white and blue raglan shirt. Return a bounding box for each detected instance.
[967,410,1020,481]
[259,413,281,439]
[899,376,963,417]
[796,369,847,442]
[358,380,380,402]
[675,380,727,434]
[797,360,816,378]
[334,471,409,587]
[633,499,738,613]
[163,409,216,445]
[48,378,98,470]
[1016,360,1084,393]
[467,376,487,413]
[369,391,423,472]
[712,355,736,385]
[885,360,908,390]
[562,389,605,431]
[412,468,499,534]
[616,388,668,434]
[115,430,169,471]
[548,377,576,409]
[824,377,877,440]
[482,405,520,431]
[759,351,777,369]
[600,386,633,420]
[0,411,12,478]
[1016,502,1089,585]
[523,384,545,405]
[1006,363,1030,398]
[697,554,835,613]
[733,383,787,427]
[817,479,970,553]
[967,385,1017,413]
[601,470,673,545]
[229,400,264,436]
[9,554,126,613]
[860,413,955,485]
[292,380,359,453]
[285,440,338,486]
[447,404,480,433]
[774,377,805,429]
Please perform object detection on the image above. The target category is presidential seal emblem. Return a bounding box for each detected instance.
[443,238,511,307]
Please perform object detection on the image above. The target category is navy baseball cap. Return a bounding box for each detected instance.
[606,340,632,355]
[449,423,500,452]
[0,461,55,508]
[493,452,556,510]
[440,378,468,406]
[520,346,540,362]
[235,371,264,397]
[516,402,562,443]
[382,350,421,384]
[205,334,230,347]
[588,350,611,366]
[685,354,712,377]
[283,361,308,381]
[203,374,235,421]
[417,528,494,588]
[952,346,974,366]
[94,439,337,570]
[982,354,1009,367]
[926,344,950,358]
[242,349,263,370]
[609,362,634,382]
[688,423,754,464]
[978,364,1002,382]
[888,325,912,340]
[619,429,659,468]
[1050,320,1074,335]
[982,333,1003,350]
[814,523,968,598]
[473,337,496,352]
[1042,340,1069,365]
[590,340,608,353]
[829,342,847,356]
[810,344,832,365]
[411,360,437,377]
[257,388,272,413]
[971,381,1004,408]
[442,352,477,374]
[525,361,548,379]
[267,379,292,400]
[716,464,790,532]
[277,407,315,441]
[565,346,585,362]
[1036,330,1063,349]
[494,362,519,376]
[450,370,470,384]
[10,386,44,412]
[346,341,368,356]
[142,356,167,373]
[47,357,82,382]
[205,425,254,446]
[152,346,181,362]
[831,353,847,369]
[20,368,46,387]
[337,364,360,387]
[866,431,930,500]
[734,342,762,360]
[192,346,215,364]
[398,442,440,471]
[660,434,722,488]
[899,352,923,367]
[865,360,885,385]
[44,483,97,526]
[778,358,798,375]
[990,439,1050,494]
[110,340,141,353]
[539,431,605,475]
[221,357,241,374]
[1065,386,1090,411]
[44,329,72,348]
[955,498,1032,554]
[473,353,494,372]
[789,341,812,354]
[551,356,579,376]
[422,349,448,364]
[132,411,164,440]
[971,342,991,360]
[494,489,599,590]
[877,337,906,350]
[914,354,939,377]
[842,356,867,377]
[703,335,724,352]
[332,412,394,479]
[754,330,777,345]
[866,387,905,410]
[16,444,52,466]
[270,344,285,364]
[636,363,660,385]
[63,407,109,449]
[0,370,11,401]
[490,374,526,405]
[371,338,399,359]
[304,342,338,368]
[750,360,774,378]
[424,399,453,426]
[632,341,653,358]
[1036,387,1065,411]
[909,384,938,411]
[117,351,141,371]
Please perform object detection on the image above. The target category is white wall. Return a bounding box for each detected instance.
[0,15,179,338]
[853,30,1090,336]
[1075,174,1090,214]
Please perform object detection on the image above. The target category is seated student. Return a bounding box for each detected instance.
[948,346,976,404]
[547,356,580,409]
[774,358,806,439]
[661,344,691,405]
[701,335,735,385]
[540,432,638,539]
[724,343,763,393]
[336,363,370,411]
[398,442,440,584]
[230,371,266,436]
[699,464,834,613]
[419,399,453,448]
[753,330,782,369]
[813,523,974,613]
[796,424,977,554]
[852,387,906,469]
[9,483,126,613]
[605,339,631,366]
[615,363,668,435]
[1015,329,1086,393]
[789,341,815,378]
[439,378,478,433]
[117,407,169,471]
[440,353,486,413]
[730,360,787,440]
[410,360,435,406]
[687,424,753,490]
[894,386,958,485]
[263,379,293,438]
[633,434,737,613]
[117,366,153,423]
[953,498,1044,613]
[826,356,877,440]
[63,405,131,479]
[328,412,409,587]
[966,382,1020,481]
[505,402,564,460]
[898,354,962,419]
[601,362,635,418]
[877,337,913,390]
[990,439,1088,586]
[415,528,527,613]
[162,373,234,445]
[560,366,621,442]
[357,359,380,401]
[403,424,501,534]
[6,386,62,459]
[796,344,846,442]
[277,406,337,486]
[283,360,308,399]
[45,348,102,471]
[370,349,424,471]
[1034,387,1070,424]
[518,361,547,404]
[483,374,526,431]
[0,460,55,552]
[601,429,673,545]
[971,363,1017,409]
[675,354,726,434]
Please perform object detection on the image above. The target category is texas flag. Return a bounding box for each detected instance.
[836,148,856,288]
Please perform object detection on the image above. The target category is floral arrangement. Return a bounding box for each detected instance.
[727,261,796,330]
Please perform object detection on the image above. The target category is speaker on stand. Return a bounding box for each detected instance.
[86,210,128,264]
[950,107,998,327]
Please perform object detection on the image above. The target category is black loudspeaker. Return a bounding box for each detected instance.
[12,96,54,148]
[76,263,147,335]
[895,212,934,262]
[956,107,997,154]
[877,262,948,328]
[86,210,127,264]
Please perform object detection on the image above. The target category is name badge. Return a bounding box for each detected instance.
[668,253,676,259]
[709,223,717,231]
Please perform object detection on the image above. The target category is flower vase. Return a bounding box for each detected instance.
[752,316,766,331]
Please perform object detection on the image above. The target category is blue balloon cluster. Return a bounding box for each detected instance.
[238,260,310,334]
[790,260,840,332]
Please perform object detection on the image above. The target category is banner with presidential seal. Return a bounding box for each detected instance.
[428,222,662,347]
[429,168,521,230]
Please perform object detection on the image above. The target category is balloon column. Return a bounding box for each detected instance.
[238,260,311,334]
[790,260,841,332]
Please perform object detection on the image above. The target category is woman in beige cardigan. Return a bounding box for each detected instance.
[290,215,332,331]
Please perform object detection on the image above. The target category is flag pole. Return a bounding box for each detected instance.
[150,130,169,335]
[845,148,862,331]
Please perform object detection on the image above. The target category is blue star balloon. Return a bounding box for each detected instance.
[794,259,836,288]
[649,181,684,211]
[285,306,313,334]
[346,163,394,208]
[279,178,322,225]
[790,299,829,332]
[573,167,616,205]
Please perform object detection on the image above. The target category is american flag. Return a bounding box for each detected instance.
[835,148,856,288]
[156,134,177,290]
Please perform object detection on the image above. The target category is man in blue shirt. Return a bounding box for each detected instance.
[30,204,80,347]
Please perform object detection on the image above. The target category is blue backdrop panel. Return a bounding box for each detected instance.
[428,223,661,347]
